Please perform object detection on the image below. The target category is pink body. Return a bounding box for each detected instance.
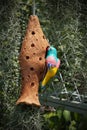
[46,56,60,68]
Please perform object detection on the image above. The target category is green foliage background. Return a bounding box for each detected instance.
[0,0,87,130]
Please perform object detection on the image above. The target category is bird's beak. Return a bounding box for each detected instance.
[46,46,50,51]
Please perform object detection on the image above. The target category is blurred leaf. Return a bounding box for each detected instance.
[57,109,63,119]
[63,110,71,122]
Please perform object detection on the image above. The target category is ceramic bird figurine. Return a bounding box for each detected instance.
[41,46,60,91]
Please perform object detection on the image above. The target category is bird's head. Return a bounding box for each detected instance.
[46,46,57,57]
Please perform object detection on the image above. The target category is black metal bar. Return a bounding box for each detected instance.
[40,95,87,114]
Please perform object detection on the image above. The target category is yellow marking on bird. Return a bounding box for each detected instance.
[42,67,58,87]
[49,67,58,77]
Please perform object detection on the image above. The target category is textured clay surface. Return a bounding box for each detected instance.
[16,15,49,106]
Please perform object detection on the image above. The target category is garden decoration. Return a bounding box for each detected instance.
[16,0,50,106]
[15,0,87,114]
[41,46,60,92]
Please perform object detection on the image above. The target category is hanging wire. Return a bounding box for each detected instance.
[33,0,35,15]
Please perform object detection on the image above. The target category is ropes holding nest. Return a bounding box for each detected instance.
[33,0,35,15]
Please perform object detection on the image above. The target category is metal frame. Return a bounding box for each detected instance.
[40,95,87,114]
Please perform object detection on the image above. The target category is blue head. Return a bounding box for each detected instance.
[46,46,57,57]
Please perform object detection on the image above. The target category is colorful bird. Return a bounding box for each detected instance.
[41,46,60,92]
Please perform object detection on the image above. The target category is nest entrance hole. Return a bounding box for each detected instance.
[31,43,35,47]
[39,57,42,61]
[32,31,35,35]
[26,56,30,59]
[31,82,35,87]
[30,67,34,71]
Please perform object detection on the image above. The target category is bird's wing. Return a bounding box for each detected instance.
[41,67,58,87]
